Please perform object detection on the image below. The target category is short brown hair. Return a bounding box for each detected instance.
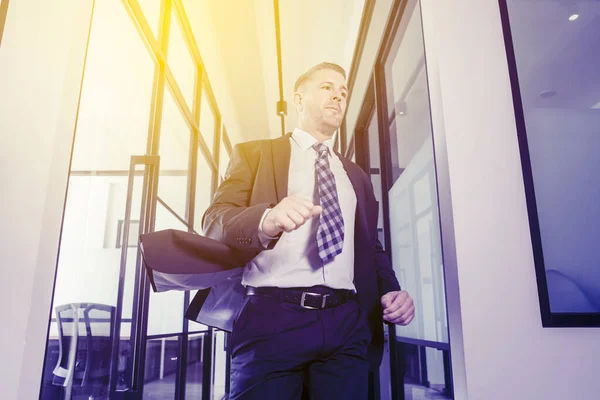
[294,62,347,93]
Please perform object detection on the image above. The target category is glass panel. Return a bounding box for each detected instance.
[167,5,196,109]
[384,0,448,344]
[213,330,228,400]
[41,173,144,398]
[367,104,385,247]
[188,144,213,332]
[425,347,446,393]
[219,139,230,180]
[193,150,214,234]
[143,335,180,399]
[186,332,207,397]
[40,0,154,395]
[70,1,154,172]
[504,0,600,315]
[147,203,187,336]
[200,87,217,155]
[158,89,190,220]
[138,0,163,40]
[188,311,209,332]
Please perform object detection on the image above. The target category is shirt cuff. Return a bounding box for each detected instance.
[257,208,278,247]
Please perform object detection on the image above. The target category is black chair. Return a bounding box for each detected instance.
[52,303,115,399]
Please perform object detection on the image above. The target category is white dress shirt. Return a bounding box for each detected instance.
[241,128,357,291]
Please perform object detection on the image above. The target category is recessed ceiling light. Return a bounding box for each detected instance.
[539,90,557,99]
[569,14,579,21]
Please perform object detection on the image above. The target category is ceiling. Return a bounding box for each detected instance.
[509,0,600,109]
[203,0,365,141]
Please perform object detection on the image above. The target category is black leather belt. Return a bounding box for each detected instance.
[245,286,356,310]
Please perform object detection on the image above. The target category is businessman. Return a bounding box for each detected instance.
[202,62,414,399]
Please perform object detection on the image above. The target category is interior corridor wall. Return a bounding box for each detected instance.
[419,0,600,398]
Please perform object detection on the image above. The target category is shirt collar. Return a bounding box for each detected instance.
[291,128,336,154]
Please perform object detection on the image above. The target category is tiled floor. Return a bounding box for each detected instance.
[142,365,453,400]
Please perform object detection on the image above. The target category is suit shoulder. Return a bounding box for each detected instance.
[233,138,276,156]
[336,152,370,182]
[231,138,274,163]
[235,138,273,149]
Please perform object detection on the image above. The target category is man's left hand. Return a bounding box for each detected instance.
[381,291,415,325]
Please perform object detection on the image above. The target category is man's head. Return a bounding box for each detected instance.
[293,62,348,140]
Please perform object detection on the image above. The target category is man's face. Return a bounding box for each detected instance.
[296,68,348,135]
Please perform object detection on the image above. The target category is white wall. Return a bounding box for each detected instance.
[0,0,93,398]
[420,0,600,398]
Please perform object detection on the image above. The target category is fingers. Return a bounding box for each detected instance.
[380,293,395,309]
[280,209,309,232]
[287,196,321,217]
[269,196,322,234]
[381,291,405,310]
[381,291,415,326]
[384,302,415,325]
[386,310,415,326]
[287,209,307,226]
[383,293,410,315]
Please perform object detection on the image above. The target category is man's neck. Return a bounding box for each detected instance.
[297,124,335,143]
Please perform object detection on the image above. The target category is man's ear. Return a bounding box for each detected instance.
[293,92,303,113]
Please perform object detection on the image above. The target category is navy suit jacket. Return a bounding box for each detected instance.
[140,133,400,367]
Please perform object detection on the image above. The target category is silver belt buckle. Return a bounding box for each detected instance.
[300,292,329,309]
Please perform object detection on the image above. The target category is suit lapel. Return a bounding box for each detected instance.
[271,133,292,202]
[336,151,368,234]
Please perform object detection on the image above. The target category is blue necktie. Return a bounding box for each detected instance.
[313,143,344,263]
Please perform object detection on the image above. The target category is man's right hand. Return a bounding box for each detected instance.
[261,196,322,237]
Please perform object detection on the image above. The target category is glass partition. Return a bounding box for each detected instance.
[40,0,230,398]
[200,87,217,155]
[143,335,181,399]
[186,332,208,397]
[383,0,447,346]
[167,5,196,108]
[379,0,451,397]
[137,0,163,39]
[39,0,155,396]
[157,89,191,219]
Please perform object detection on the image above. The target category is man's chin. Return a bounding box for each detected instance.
[323,121,342,134]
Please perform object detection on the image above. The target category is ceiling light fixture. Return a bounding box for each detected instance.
[569,13,579,21]
[539,90,557,99]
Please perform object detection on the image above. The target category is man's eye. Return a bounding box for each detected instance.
[323,85,332,90]
[341,92,348,98]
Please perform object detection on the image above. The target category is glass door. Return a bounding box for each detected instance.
[378,0,451,398]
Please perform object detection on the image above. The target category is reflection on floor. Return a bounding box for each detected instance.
[405,382,452,400]
[143,361,203,399]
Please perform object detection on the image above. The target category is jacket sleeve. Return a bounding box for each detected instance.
[374,237,401,296]
[202,143,280,251]
[364,171,401,296]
